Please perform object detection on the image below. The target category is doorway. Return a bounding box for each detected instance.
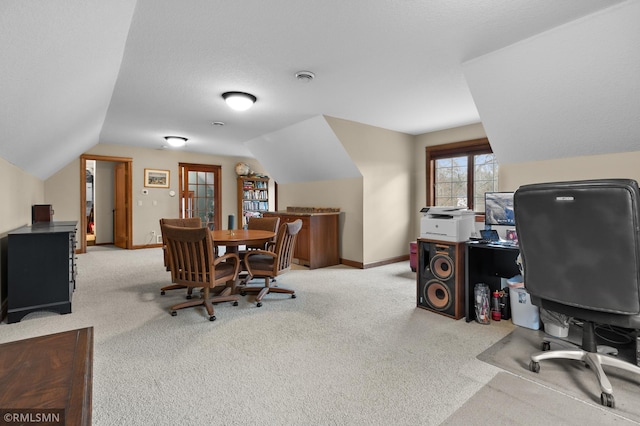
[178,163,221,229]
[79,155,133,253]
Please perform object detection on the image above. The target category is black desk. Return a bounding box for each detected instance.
[464,241,520,322]
[7,221,78,323]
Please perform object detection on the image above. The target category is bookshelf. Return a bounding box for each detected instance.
[237,176,270,228]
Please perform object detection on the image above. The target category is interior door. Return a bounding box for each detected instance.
[179,163,221,230]
[114,163,127,248]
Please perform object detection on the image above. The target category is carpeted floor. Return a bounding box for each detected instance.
[5,245,638,425]
[1,246,513,425]
[477,325,640,424]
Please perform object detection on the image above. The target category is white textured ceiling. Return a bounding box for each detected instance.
[0,0,633,179]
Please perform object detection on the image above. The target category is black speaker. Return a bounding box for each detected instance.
[417,239,465,319]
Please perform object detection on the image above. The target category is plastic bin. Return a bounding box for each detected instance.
[507,275,540,330]
[409,242,417,272]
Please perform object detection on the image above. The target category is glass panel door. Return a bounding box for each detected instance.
[179,163,222,230]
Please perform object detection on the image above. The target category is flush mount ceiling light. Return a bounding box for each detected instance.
[164,136,188,147]
[222,91,257,111]
[295,71,315,82]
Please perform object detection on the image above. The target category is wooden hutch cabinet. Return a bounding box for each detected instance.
[237,176,270,229]
[263,210,340,269]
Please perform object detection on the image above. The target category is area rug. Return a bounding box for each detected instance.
[477,325,640,423]
[442,372,638,425]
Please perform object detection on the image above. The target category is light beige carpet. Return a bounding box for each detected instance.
[477,325,640,424]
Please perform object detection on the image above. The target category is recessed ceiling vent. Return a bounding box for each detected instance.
[295,71,315,82]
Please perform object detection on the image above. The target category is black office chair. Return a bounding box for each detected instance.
[514,179,640,408]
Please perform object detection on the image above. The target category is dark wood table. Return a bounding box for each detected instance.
[211,229,275,254]
[0,327,93,425]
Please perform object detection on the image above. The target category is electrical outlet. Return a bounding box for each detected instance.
[151,230,156,236]
[156,235,163,244]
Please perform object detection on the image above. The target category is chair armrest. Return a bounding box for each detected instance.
[243,249,278,273]
[214,252,241,279]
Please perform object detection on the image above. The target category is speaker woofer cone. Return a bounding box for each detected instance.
[430,254,454,280]
[424,279,452,311]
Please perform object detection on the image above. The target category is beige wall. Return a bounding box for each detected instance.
[277,178,363,263]
[5,120,637,273]
[45,144,271,247]
[329,117,414,265]
[0,157,45,233]
[499,150,640,191]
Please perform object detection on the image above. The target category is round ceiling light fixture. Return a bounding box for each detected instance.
[164,136,188,147]
[222,91,257,111]
[295,71,315,82]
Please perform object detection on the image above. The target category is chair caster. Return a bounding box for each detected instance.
[601,392,615,408]
[529,360,540,373]
[161,291,166,296]
[186,295,192,300]
[170,310,177,316]
[291,294,296,299]
[209,315,216,322]
[256,302,262,307]
[542,341,551,351]
[233,301,239,306]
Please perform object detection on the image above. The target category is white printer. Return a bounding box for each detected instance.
[420,207,475,242]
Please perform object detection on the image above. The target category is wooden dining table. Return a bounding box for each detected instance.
[210,229,276,293]
[210,229,276,254]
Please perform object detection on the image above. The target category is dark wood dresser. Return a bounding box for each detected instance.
[264,211,340,269]
[7,221,77,323]
[0,327,93,425]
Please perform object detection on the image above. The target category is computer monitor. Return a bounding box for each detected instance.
[485,192,515,227]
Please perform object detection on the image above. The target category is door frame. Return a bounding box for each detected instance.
[178,162,222,229]
[79,154,133,253]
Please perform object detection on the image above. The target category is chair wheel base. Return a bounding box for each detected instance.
[529,360,540,373]
[601,392,615,408]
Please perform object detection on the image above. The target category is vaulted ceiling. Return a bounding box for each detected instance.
[1,0,636,180]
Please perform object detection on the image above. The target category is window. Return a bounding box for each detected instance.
[426,138,498,212]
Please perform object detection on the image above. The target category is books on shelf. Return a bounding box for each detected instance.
[243,200,269,211]
[243,180,268,190]
[242,189,268,200]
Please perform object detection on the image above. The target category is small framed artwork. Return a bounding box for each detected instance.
[144,169,170,188]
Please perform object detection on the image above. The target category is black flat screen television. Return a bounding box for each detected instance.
[485,192,515,227]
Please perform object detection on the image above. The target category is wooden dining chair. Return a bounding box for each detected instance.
[159,217,202,297]
[241,219,302,307]
[238,216,281,281]
[244,216,280,251]
[162,224,240,321]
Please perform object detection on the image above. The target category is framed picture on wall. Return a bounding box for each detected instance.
[144,169,170,188]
